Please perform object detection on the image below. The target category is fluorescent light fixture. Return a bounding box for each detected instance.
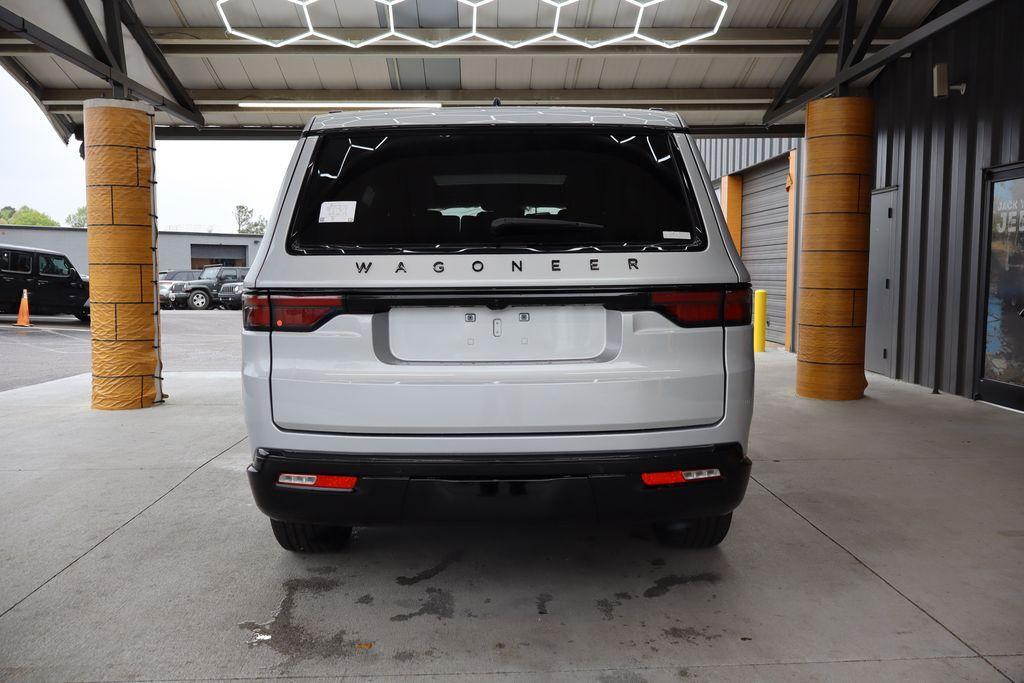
[237,101,443,109]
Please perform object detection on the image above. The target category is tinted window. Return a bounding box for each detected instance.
[3,251,32,273]
[289,129,705,255]
[38,253,71,277]
[0,250,8,270]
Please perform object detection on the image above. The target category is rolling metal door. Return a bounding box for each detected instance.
[741,156,790,345]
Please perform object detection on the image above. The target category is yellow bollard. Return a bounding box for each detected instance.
[753,289,767,353]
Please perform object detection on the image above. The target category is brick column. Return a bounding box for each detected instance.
[83,99,163,410]
[796,96,873,400]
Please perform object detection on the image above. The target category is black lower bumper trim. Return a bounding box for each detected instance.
[248,443,751,525]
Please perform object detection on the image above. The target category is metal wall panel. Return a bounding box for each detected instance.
[871,0,1024,397]
[740,155,791,344]
[694,137,801,180]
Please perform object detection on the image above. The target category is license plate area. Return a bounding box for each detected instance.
[387,305,607,362]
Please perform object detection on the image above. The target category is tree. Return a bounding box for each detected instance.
[66,206,88,228]
[239,215,267,235]
[233,204,255,232]
[234,204,266,235]
[0,206,14,222]
[4,205,59,227]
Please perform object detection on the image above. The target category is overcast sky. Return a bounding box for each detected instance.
[0,68,296,233]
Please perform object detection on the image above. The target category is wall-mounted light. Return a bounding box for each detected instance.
[933,63,967,98]
[215,0,729,51]
[237,102,443,109]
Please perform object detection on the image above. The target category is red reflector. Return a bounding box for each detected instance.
[259,294,345,332]
[312,474,358,490]
[641,470,686,486]
[651,290,723,326]
[278,473,358,490]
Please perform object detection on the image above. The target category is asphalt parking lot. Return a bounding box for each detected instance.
[1,312,1022,681]
[0,310,243,392]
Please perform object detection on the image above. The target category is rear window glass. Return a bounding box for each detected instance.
[288,129,706,255]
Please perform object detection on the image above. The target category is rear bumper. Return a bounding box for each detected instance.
[247,443,750,526]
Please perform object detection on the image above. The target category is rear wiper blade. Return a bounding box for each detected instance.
[491,217,604,231]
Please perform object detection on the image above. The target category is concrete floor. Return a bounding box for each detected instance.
[0,334,1021,681]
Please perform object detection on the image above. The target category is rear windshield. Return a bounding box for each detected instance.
[288,128,706,255]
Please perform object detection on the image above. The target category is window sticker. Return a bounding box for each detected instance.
[319,201,357,223]
[662,230,691,240]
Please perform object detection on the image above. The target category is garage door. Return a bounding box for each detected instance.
[741,156,791,345]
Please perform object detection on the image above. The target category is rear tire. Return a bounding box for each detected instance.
[187,290,211,310]
[270,520,353,553]
[73,309,90,323]
[653,512,732,548]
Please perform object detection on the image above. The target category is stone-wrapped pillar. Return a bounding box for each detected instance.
[796,96,873,400]
[83,99,163,410]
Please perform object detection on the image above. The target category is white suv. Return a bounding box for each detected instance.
[242,107,753,552]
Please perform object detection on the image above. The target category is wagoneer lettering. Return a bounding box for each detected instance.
[242,107,754,552]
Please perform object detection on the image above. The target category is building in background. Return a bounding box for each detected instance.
[0,226,262,275]
[694,0,1023,411]
[696,136,804,351]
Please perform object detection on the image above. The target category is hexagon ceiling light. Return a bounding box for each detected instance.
[215,0,729,50]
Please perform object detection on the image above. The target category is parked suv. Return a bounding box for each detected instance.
[168,265,247,310]
[1,244,90,321]
[243,107,753,553]
[158,269,199,309]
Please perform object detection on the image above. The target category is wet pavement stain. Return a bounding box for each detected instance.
[535,593,553,615]
[650,558,666,567]
[396,550,464,586]
[238,577,374,666]
[662,626,722,645]
[393,650,416,662]
[643,572,720,598]
[390,587,454,622]
[356,593,374,605]
[596,598,618,621]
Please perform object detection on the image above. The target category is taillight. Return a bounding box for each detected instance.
[724,289,752,325]
[271,295,345,332]
[649,288,751,327]
[243,294,270,331]
[243,293,345,332]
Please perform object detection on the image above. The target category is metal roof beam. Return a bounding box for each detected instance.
[763,0,1004,125]
[0,57,76,142]
[62,0,115,66]
[0,5,203,127]
[117,0,201,119]
[40,87,792,108]
[844,0,895,69]
[762,0,844,122]
[0,27,906,57]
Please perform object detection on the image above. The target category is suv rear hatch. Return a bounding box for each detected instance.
[257,127,745,435]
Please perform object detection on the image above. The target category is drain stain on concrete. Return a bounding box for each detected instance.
[390,587,454,622]
[662,626,722,645]
[643,572,720,598]
[239,577,374,664]
[396,550,464,585]
[535,593,553,615]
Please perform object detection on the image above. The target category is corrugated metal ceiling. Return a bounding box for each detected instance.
[2,0,943,132]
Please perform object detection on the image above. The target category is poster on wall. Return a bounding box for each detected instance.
[982,173,1024,399]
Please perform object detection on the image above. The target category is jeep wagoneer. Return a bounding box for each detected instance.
[242,107,754,552]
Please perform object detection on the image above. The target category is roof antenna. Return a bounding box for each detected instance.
[492,97,502,106]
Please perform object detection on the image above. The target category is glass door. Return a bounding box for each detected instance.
[977,163,1024,411]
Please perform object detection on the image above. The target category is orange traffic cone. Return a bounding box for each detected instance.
[14,289,31,327]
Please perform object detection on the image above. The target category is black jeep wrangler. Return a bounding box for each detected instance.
[167,265,248,310]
